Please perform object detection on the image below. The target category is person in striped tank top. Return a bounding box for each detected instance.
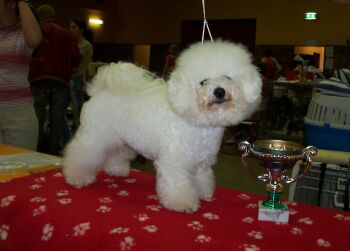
[0,0,42,150]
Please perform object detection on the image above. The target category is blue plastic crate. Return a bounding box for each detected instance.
[304,121,350,151]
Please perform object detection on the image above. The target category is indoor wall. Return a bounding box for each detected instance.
[34,0,350,46]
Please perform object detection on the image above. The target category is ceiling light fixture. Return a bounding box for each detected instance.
[89,18,104,25]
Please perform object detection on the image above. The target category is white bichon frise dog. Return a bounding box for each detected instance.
[63,40,262,213]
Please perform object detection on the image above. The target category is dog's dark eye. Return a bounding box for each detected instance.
[224,76,231,80]
[200,79,208,86]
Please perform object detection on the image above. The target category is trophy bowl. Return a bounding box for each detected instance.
[238,139,317,222]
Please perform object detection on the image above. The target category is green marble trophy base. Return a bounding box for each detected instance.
[238,140,318,224]
[258,201,289,223]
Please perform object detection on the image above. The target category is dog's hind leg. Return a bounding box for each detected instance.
[63,127,110,188]
[104,146,137,177]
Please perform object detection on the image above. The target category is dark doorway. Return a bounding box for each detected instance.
[181,19,256,54]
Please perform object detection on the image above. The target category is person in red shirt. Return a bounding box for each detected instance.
[29,4,80,155]
[260,48,282,80]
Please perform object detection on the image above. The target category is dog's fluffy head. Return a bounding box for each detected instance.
[168,40,262,127]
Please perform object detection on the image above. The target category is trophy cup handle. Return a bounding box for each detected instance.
[283,146,318,184]
[238,141,269,182]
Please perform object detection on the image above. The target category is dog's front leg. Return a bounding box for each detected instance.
[155,158,200,213]
[194,166,215,201]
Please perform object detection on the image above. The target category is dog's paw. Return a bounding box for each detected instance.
[199,193,214,201]
[161,199,200,214]
[159,191,200,214]
[198,188,214,201]
[64,173,96,188]
[104,165,130,177]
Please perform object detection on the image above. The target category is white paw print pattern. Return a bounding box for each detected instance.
[0,225,9,240]
[120,236,135,251]
[247,230,263,240]
[56,190,69,197]
[195,235,211,243]
[118,190,129,196]
[33,205,47,217]
[146,205,162,212]
[143,225,158,233]
[53,172,63,177]
[246,203,258,208]
[58,198,72,205]
[73,222,91,236]
[242,217,255,224]
[203,197,216,202]
[1,195,16,207]
[29,184,42,190]
[317,238,331,247]
[34,177,46,183]
[108,184,118,189]
[110,227,129,234]
[124,178,136,184]
[298,217,313,225]
[289,208,298,215]
[103,178,115,183]
[134,214,149,222]
[96,205,112,213]
[99,197,113,203]
[187,221,203,230]
[30,197,47,203]
[238,194,251,200]
[41,223,54,241]
[334,213,350,221]
[291,227,303,235]
[147,195,158,200]
[242,244,261,251]
[203,212,219,220]
[287,201,298,207]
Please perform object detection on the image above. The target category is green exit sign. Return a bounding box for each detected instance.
[304,12,318,20]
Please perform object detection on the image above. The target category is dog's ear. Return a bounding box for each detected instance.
[167,72,193,115]
[240,66,262,104]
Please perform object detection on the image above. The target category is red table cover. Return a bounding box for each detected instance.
[0,169,349,251]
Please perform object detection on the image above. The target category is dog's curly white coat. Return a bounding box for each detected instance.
[63,40,262,213]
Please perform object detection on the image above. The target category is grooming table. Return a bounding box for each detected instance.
[1,166,349,250]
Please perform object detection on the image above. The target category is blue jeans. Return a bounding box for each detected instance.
[32,80,69,155]
[70,74,85,130]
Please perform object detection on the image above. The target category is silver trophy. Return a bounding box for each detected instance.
[238,139,317,222]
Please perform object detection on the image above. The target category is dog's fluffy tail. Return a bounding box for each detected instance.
[87,62,161,96]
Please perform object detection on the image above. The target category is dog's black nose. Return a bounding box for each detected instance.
[213,87,226,99]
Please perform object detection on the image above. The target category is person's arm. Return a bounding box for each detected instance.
[272,57,282,71]
[18,0,42,48]
[162,55,174,78]
[70,36,82,69]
